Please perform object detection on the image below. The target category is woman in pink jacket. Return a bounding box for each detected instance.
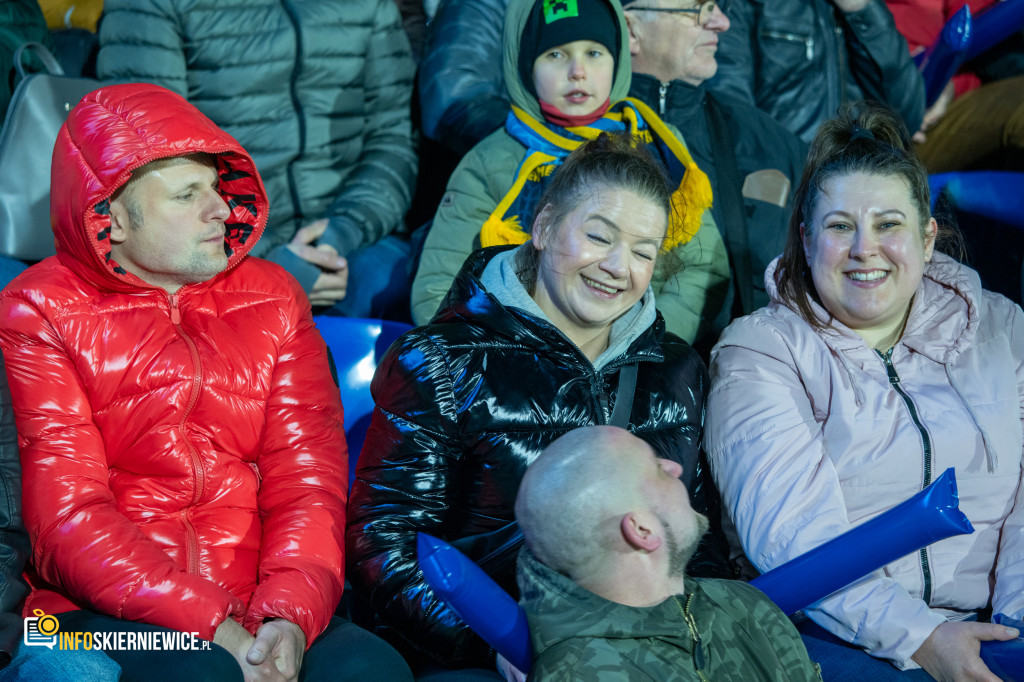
[704,101,1024,681]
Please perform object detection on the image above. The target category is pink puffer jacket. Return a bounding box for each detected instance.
[0,84,347,644]
[705,253,1024,669]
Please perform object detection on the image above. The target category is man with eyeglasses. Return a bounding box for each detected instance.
[623,0,808,349]
[707,0,924,143]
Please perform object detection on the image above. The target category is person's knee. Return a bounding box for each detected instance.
[6,645,120,682]
[302,620,413,682]
[184,645,244,682]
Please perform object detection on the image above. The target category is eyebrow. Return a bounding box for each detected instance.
[821,208,907,221]
[171,177,219,194]
[587,214,662,246]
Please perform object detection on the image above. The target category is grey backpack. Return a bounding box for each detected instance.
[0,42,97,260]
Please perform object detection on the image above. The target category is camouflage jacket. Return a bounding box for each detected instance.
[518,549,822,681]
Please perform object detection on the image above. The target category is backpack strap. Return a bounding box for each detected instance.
[13,42,64,80]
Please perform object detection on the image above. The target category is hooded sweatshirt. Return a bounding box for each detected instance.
[479,246,657,371]
[518,548,821,681]
[411,0,729,343]
[0,83,347,644]
[704,253,1024,669]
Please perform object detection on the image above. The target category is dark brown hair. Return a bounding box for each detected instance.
[514,132,676,293]
[776,101,963,328]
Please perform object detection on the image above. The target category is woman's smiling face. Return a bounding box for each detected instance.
[531,187,666,351]
[802,171,937,348]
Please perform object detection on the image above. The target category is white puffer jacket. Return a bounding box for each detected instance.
[704,253,1024,669]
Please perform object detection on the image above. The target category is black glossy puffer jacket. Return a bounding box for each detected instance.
[346,246,722,669]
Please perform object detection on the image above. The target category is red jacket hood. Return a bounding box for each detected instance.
[50,83,269,293]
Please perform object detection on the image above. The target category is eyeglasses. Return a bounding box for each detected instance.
[624,1,721,26]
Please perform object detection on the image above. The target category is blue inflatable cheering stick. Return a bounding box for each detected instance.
[981,614,1024,682]
[916,5,972,107]
[418,532,532,673]
[750,467,973,615]
[965,0,1024,63]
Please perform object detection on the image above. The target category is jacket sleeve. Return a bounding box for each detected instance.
[411,137,511,325]
[705,0,759,108]
[242,284,347,646]
[838,0,925,134]
[653,207,730,345]
[96,0,188,95]
[316,0,418,258]
[991,301,1024,619]
[703,319,945,669]
[0,356,29,662]
[0,295,245,640]
[419,0,509,155]
[346,332,491,667]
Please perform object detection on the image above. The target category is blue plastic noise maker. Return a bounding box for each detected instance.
[916,4,971,107]
[418,532,532,672]
[749,467,972,615]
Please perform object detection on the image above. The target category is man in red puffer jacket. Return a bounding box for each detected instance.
[0,83,412,682]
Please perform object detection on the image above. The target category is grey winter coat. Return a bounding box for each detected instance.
[97,0,417,291]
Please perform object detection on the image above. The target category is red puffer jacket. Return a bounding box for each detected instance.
[0,84,347,644]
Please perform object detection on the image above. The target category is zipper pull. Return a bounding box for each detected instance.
[659,82,668,116]
[805,36,815,61]
[169,293,181,325]
[879,347,899,384]
[681,594,706,672]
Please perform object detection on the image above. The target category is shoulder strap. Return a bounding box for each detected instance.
[609,363,638,428]
[13,42,64,80]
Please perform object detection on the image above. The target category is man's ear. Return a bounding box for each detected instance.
[620,511,662,552]
[624,12,642,58]
[108,197,130,245]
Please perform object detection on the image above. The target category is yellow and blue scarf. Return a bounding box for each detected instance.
[480,98,713,251]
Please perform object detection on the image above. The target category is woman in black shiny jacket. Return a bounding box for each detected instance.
[346,135,723,672]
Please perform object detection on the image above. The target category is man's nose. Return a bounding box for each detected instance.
[658,458,683,479]
[706,4,730,31]
[205,190,231,222]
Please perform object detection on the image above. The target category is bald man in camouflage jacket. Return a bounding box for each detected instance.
[515,426,821,681]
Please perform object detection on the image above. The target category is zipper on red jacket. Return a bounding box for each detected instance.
[169,292,206,575]
[878,347,934,604]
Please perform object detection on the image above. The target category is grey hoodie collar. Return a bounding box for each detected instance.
[480,246,656,370]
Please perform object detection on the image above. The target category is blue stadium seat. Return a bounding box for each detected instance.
[313,316,412,486]
[930,171,1024,304]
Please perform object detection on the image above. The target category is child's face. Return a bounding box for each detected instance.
[532,40,614,118]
